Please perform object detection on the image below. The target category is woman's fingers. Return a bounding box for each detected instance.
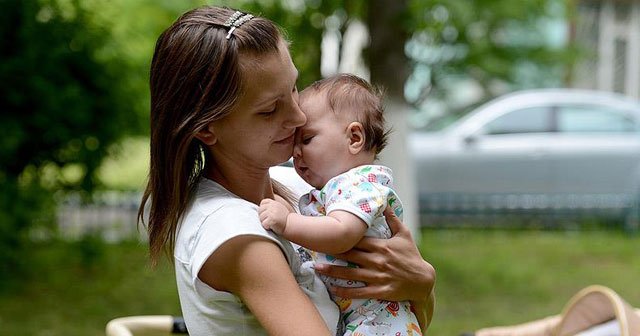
[331,248,380,269]
[314,262,379,283]
[316,206,436,304]
[314,263,392,300]
[352,207,412,253]
[383,206,404,236]
[330,283,390,300]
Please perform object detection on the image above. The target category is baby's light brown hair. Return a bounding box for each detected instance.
[300,73,390,157]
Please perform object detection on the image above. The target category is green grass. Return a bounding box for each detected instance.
[1,229,638,335]
[421,229,640,335]
[0,239,180,336]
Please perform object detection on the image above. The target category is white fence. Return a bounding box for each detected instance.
[55,190,639,241]
[56,191,147,242]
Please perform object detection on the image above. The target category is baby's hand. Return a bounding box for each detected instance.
[258,198,290,235]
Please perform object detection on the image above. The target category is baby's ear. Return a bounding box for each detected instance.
[347,122,365,154]
[195,123,217,145]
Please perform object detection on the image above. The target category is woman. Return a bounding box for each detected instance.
[139,5,435,335]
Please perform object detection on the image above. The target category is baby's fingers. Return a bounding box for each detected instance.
[258,208,272,228]
[261,218,274,231]
[259,198,273,208]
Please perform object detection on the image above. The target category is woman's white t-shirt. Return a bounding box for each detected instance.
[174,172,338,335]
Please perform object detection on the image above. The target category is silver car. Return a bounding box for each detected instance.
[409,89,640,229]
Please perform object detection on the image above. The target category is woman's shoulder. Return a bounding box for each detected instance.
[178,178,265,250]
[194,177,255,207]
[176,178,293,272]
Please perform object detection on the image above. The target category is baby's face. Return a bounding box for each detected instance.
[293,93,354,188]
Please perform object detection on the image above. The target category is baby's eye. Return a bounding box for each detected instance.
[302,136,313,145]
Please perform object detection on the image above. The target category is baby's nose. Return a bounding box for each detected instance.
[292,143,302,158]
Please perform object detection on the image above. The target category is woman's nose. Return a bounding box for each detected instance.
[284,101,306,129]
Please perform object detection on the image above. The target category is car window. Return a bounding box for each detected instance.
[421,113,460,132]
[483,107,552,135]
[418,102,483,132]
[557,105,637,133]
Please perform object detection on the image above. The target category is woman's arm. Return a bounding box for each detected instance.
[199,235,332,336]
[313,207,436,331]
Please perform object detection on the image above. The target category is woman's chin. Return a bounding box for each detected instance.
[275,158,293,167]
[269,151,293,167]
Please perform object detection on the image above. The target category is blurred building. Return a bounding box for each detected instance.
[572,0,640,99]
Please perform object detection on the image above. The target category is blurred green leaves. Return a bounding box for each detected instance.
[0,0,142,188]
[0,0,144,286]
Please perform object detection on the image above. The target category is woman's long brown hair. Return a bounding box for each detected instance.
[139,6,285,265]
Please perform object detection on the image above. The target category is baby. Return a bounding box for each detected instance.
[260,74,422,335]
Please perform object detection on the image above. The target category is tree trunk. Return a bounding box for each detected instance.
[366,0,420,239]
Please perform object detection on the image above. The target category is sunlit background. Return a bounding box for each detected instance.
[1,0,639,335]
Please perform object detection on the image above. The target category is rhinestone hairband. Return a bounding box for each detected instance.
[224,11,254,39]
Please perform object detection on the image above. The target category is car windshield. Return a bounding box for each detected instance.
[420,113,460,131]
[419,101,486,132]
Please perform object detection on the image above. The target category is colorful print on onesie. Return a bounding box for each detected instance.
[298,165,422,336]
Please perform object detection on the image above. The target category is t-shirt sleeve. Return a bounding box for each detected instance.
[189,201,290,283]
[323,174,388,226]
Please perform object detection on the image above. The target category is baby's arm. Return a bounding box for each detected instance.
[259,199,367,255]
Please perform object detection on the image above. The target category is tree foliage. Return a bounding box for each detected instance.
[232,0,580,122]
[0,0,141,285]
[405,0,580,118]
[0,0,143,189]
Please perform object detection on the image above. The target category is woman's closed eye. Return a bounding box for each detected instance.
[258,107,276,117]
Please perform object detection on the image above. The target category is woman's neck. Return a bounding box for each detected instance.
[204,163,274,205]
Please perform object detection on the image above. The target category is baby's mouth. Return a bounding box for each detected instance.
[294,162,308,175]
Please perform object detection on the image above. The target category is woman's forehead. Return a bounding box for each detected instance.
[238,43,297,107]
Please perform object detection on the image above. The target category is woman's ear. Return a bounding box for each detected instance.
[347,122,365,155]
[195,123,217,145]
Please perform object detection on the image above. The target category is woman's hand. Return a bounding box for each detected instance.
[314,207,435,301]
[313,207,435,328]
